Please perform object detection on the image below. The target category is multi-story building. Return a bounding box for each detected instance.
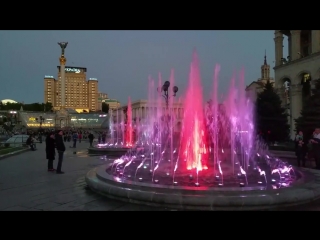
[245,53,275,101]
[273,30,320,138]
[102,99,121,111]
[44,69,99,112]
[97,92,108,111]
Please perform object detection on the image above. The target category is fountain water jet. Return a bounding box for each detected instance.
[85,50,319,211]
[125,97,133,147]
[179,50,209,174]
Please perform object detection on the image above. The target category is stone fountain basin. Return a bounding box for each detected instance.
[86,164,320,211]
[88,147,131,157]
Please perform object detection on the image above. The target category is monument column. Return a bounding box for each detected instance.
[274,30,283,66]
[312,30,320,53]
[290,30,301,61]
[290,84,302,139]
[58,42,68,109]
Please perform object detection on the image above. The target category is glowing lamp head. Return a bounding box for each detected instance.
[154,180,159,184]
[138,178,143,182]
[239,183,245,187]
[195,182,200,187]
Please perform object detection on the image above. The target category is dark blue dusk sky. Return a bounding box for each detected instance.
[0,30,284,105]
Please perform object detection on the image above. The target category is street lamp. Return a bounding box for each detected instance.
[158,81,179,107]
[36,116,45,129]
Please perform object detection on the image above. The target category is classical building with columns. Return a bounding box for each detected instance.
[245,52,275,101]
[273,30,320,139]
[114,99,184,131]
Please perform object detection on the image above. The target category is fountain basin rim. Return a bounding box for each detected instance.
[89,147,132,151]
[86,166,320,210]
[96,163,311,192]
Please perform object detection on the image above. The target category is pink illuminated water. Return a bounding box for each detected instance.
[107,50,298,188]
[125,97,133,147]
[179,50,208,172]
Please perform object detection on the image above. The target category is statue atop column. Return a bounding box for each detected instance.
[58,42,68,56]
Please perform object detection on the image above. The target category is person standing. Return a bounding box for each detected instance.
[295,131,307,167]
[46,131,56,171]
[55,129,66,174]
[310,128,320,169]
[88,132,94,147]
[72,132,78,148]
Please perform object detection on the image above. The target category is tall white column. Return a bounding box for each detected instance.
[290,84,302,139]
[58,42,68,109]
[290,30,301,61]
[60,62,66,107]
[274,30,284,66]
[312,30,320,53]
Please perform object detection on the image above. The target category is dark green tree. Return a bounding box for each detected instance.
[102,102,109,113]
[295,79,320,138]
[255,81,289,142]
[1,102,53,112]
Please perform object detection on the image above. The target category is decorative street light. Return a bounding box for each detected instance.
[36,116,45,129]
[158,81,179,108]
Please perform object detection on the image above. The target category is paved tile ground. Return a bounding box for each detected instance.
[0,141,166,211]
[1,141,320,211]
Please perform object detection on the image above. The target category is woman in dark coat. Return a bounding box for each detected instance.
[46,131,56,171]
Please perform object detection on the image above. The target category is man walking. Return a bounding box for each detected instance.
[55,129,66,174]
[88,132,94,147]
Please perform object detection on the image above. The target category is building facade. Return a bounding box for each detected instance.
[17,111,109,129]
[115,99,184,131]
[44,56,99,112]
[97,92,108,111]
[246,53,275,101]
[273,30,320,138]
[103,99,121,111]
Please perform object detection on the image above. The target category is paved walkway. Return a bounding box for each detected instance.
[0,141,166,211]
[1,142,320,211]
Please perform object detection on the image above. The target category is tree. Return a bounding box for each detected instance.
[255,81,289,142]
[0,102,53,112]
[102,102,109,113]
[295,79,320,138]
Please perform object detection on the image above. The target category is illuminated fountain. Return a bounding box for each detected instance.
[86,50,320,211]
[88,97,134,156]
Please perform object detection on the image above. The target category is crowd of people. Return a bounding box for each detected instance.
[295,128,320,169]
[17,128,103,173]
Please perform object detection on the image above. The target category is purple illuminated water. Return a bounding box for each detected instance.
[104,51,298,189]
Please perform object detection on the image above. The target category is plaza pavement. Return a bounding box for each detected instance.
[1,141,320,211]
[0,141,166,211]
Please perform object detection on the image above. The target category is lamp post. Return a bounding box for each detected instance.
[158,81,179,108]
[36,116,45,128]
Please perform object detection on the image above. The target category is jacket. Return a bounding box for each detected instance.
[55,134,66,152]
[45,135,56,160]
